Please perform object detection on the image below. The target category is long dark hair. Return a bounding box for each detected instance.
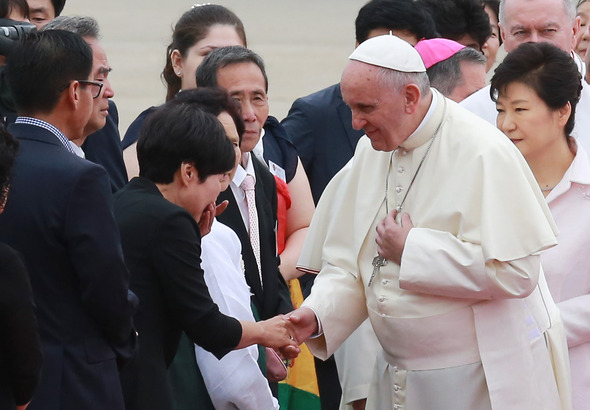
[162,4,246,101]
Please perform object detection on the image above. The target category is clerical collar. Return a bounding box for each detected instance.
[400,89,443,150]
[406,90,438,140]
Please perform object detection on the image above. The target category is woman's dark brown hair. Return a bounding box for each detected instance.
[162,4,246,101]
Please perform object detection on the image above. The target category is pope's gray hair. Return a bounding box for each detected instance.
[499,0,576,26]
[376,67,430,97]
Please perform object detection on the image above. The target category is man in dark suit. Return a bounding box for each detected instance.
[280,1,438,408]
[0,30,137,410]
[113,91,297,409]
[196,47,293,321]
[43,15,128,192]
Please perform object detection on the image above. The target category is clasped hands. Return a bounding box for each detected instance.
[375,210,413,265]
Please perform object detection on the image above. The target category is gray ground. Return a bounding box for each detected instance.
[63,0,367,137]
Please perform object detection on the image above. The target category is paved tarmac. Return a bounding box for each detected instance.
[63,0,367,137]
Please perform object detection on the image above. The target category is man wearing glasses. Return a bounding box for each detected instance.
[43,16,129,193]
[0,30,137,410]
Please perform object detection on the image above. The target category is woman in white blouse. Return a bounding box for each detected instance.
[492,41,589,410]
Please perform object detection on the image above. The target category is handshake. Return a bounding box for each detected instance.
[253,307,320,361]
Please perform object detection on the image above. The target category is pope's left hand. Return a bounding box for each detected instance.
[376,210,414,265]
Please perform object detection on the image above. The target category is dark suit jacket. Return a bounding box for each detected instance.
[281,83,364,204]
[121,106,156,150]
[0,122,138,410]
[0,244,42,409]
[217,156,293,320]
[82,100,128,192]
[114,177,242,410]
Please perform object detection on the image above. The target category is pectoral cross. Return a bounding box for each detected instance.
[368,255,387,287]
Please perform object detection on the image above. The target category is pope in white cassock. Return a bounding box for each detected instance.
[286,34,570,410]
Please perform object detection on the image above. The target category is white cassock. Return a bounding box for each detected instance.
[299,90,570,409]
[461,52,590,155]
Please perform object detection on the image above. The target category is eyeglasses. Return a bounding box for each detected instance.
[60,80,104,99]
[78,80,104,99]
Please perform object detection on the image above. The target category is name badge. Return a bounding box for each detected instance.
[268,160,286,182]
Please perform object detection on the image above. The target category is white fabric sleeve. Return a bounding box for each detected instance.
[399,227,540,299]
[302,263,368,360]
[195,345,278,410]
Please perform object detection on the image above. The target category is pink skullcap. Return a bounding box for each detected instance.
[414,38,466,69]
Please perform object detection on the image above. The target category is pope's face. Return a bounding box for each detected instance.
[341,61,409,152]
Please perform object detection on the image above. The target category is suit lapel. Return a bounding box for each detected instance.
[334,84,362,150]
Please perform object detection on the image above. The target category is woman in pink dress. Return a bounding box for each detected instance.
[492,41,590,410]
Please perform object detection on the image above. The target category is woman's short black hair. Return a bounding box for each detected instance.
[138,90,235,184]
[490,42,582,137]
[174,87,244,145]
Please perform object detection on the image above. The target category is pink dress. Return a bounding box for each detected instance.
[542,143,590,410]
